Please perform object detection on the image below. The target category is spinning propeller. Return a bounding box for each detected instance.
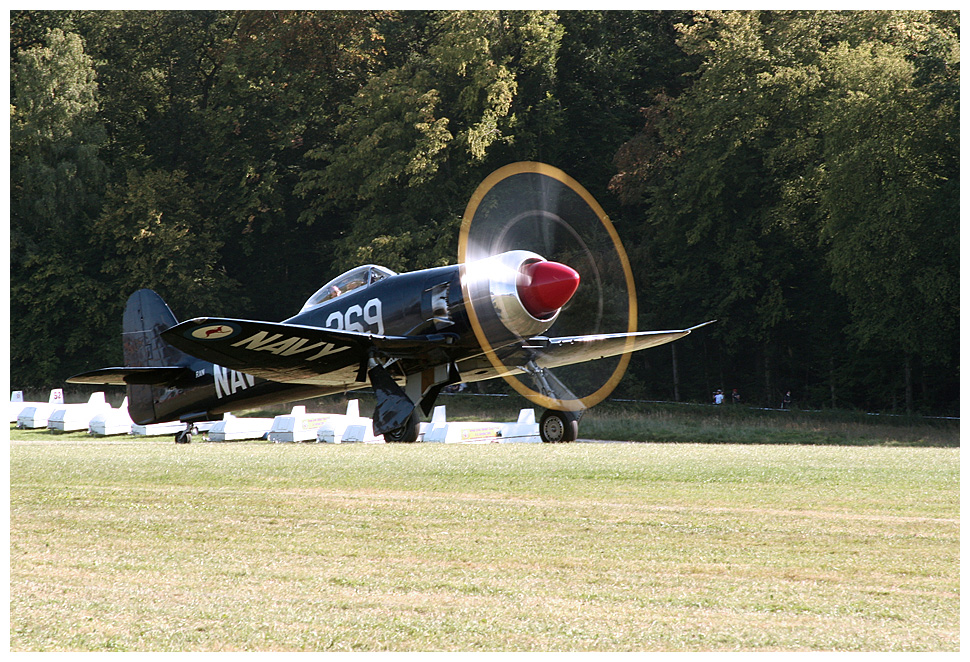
[459,162,637,413]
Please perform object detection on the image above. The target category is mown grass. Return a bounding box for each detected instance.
[9,436,959,651]
[578,402,959,447]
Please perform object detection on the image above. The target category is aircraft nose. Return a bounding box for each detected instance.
[517,260,581,319]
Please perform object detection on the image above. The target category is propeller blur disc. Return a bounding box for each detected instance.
[459,162,637,411]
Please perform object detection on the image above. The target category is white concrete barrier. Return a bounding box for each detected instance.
[316,400,386,444]
[10,391,24,423]
[130,421,215,437]
[16,389,66,428]
[88,397,135,436]
[268,405,336,443]
[132,421,189,437]
[48,392,112,432]
[337,422,387,444]
[422,406,540,443]
[497,408,541,443]
[207,413,274,442]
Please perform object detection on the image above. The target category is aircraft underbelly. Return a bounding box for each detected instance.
[258,365,362,388]
[206,382,364,417]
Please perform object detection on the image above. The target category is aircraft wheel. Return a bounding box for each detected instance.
[175,425,196,444]
[384,413,420,443]
[539,410,578,443]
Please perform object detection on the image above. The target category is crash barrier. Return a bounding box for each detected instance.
[88,397,134,436]
[331,421,387,444]
[268,405,340,442]
[47,392,112,432]
[316,400,385,443]
[132,421,190,437]
[423,405,541,443]
[15,389,66,428]
[207,413,275,442]
[130,421,216,437]
[9,391,24,423]
[12,392,542,443]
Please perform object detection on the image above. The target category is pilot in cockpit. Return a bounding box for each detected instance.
[299,264,398,313]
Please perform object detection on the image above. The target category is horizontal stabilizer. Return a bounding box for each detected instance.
[66,366,192,386]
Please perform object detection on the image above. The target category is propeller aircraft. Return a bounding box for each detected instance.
[68,163,712,443]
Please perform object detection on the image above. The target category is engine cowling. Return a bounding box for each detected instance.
[465,250,580,339]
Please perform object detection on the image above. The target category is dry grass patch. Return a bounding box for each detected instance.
[9,440,959,651]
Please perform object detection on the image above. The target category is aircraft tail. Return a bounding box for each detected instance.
[122,289,192,368]
[68,290,198,423]
[123,289,195,424]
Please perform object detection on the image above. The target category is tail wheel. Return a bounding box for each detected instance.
[539,409,579,443]
[384,412,420,443]
[175,424,197,444]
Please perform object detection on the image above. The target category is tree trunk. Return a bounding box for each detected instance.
[671,342,680,402]
[763,348,772,408]
[829,356,837,409]
[904,355,914,415]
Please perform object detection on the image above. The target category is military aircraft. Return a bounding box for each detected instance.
[69,163,712,443]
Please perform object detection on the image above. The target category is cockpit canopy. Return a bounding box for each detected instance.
[300,264,397,313]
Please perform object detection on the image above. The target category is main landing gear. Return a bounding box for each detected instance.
[383,411,421,443]
[384,409,578,443]
[539,410,579,443]
[383,409,580,443]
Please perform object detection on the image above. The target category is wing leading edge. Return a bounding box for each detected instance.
[530,321,717,371]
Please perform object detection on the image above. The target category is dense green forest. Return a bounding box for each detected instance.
[9,10,959,414]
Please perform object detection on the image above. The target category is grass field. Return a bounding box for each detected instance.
[8,427,959,651]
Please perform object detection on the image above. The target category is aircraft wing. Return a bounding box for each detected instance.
[160,317,457,386]
[528,321,716,370]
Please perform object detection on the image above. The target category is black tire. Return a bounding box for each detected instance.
[175,430,192,444]
[539,410,578,443]
[383,412,420,443]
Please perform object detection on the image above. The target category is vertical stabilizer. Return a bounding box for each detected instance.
[123,289,191,367]
[124,289,192,423]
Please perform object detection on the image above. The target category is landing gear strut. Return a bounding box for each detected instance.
[539,410,579,443]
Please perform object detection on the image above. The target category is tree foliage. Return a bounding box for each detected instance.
[8,10,959,413]
[816,29,959,367]
[296,10,566,273]
[609,10,958,411]
[11,27,111,381]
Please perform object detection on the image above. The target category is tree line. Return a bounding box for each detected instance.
[10,10,959,414]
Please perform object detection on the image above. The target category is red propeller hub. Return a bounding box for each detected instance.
[517,260,581,319]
